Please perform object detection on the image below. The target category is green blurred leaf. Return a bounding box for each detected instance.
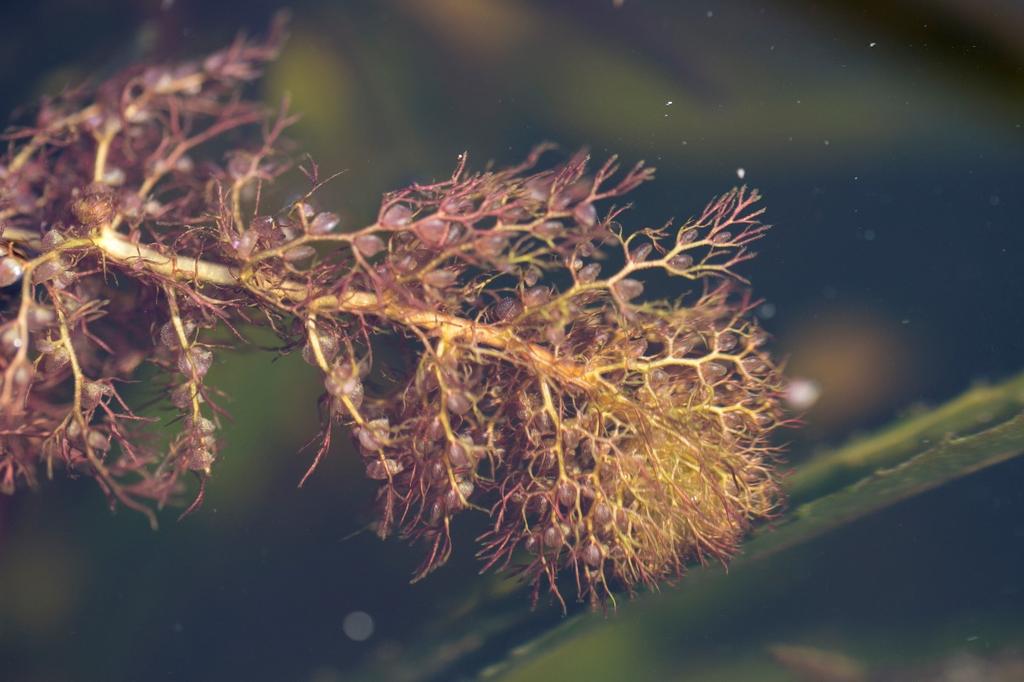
[787,372,1024,505]
[746,411,1024,562]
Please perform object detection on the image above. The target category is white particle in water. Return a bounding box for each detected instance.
[785,378,821,410]
[342,611,375,642]
[736,167,746,180]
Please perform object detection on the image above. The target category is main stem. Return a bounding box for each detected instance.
[94,229,500,340]
[6,227,582,385]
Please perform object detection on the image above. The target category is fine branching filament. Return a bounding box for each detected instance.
[0,23,786,608]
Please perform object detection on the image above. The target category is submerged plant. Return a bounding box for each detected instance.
[0,24,786,608]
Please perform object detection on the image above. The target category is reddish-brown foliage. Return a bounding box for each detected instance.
[0,22,786,607]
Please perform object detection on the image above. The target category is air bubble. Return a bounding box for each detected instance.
[448,438,472,467]
[380,204,412,228]
[250,216,275,236]
[667,253,693,270]
[415,217,448,246]
[423,268,458,288]
[233,231,259,259]
[577,263,601,283]
[0,257,24,287]
[309,212,340,235]
[545,324,566,346]
[630,243,653,262]
[185,416,216,434]
[582,544,602,568]
[446,391,472,415]
[86,430,111,451]
[356,424,385,452]
[353,234,385,257]
[160,319,196,349]
[365,459,403,480]
[41,230,66,250]
[522,285,550,307]
[614,278,644,301]
[715,333,737,352]
[27,305,55,330]
[535,220,562,239]
[493,297,523,322]
[391,253,419,274]
[177,347,213,377]
[32,259,65,284]
[741,356,766,374]
[543,525,563,548]
[700,361,728,382]
[301,330,340,366]
[283,245,316,262]
[476,234,507,258]
[722,411,746,431]
[574,202,597,227]
[102,167,126,186]
[324,363,361,399]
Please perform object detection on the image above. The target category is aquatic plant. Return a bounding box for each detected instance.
[0,23,786,608]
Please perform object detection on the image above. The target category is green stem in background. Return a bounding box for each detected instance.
[786,371,1024,505]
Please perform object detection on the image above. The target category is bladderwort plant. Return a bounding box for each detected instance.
[0,24,788,609]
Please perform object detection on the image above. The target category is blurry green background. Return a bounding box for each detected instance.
[1,1,1023,680]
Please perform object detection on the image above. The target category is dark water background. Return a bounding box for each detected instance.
[1,1,1022,680]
